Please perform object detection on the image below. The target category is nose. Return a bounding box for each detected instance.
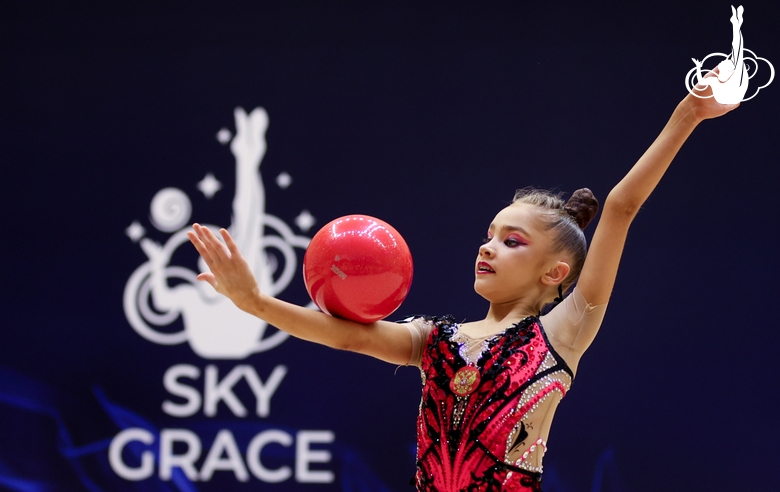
[479,242,494,258]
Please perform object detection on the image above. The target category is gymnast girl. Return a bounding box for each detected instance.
[187,79,737,491]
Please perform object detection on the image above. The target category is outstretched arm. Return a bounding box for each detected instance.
[580,88,738,304]
[187,224,414,365]
[557,84,739,355]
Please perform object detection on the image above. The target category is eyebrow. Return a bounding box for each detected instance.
[488,224,533,238]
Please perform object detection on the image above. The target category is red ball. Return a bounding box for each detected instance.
[303,215,414,324]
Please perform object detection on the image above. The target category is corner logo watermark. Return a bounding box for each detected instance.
[685,5,774,104]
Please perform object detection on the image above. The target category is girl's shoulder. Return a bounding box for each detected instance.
[397,315,457,367]
[539,287,609,372]
[398,314,457,331]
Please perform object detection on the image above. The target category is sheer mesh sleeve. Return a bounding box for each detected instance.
[540,287,608,363]
[403,317,435,367]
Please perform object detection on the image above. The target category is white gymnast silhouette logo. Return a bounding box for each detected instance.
[685,5,774,104]
[123,107,316,359]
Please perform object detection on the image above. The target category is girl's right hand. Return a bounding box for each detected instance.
[187,224,262,312]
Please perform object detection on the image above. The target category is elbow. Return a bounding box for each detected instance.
[331,321,383,355]
[332,337,359,353]
[604,192,642,219]
[330,324,368,353]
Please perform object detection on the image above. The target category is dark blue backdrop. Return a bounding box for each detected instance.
[2,1,779,491]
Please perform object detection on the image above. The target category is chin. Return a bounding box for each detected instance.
[473,280,499,303]
[473,280,487,297]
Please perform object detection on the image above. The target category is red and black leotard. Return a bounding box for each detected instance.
[410,315,574,492]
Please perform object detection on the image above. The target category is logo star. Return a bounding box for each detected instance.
[216,128,232,144]
[295,210,316,232]
[125,221,146,242]
[276,172,293,189]
[197,173,222,199]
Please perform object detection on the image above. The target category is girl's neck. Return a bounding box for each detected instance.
[461,300,538,339]
[484,298,540,326]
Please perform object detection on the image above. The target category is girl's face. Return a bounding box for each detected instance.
[474,203,565,306]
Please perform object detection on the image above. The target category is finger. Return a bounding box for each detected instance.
[199,225,230,263]
[193,223,210,245]
[188,228,216,265]
[220,228,241,257]
[187,229,208,257]
[197,272,218,288]
[198,226,229,265]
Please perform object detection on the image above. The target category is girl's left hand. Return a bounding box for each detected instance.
[684,67,740,122]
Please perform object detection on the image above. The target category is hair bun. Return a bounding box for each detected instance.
[564,188,599,230]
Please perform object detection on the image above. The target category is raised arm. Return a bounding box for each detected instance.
[578,89,738,307]
[187,224,414,365]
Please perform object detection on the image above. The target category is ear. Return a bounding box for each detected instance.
[541,260,570,287]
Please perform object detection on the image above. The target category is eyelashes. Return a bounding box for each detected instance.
[482,235,527,247]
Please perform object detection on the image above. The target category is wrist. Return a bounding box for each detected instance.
[235,287,264,314]
[672,96,704,129]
